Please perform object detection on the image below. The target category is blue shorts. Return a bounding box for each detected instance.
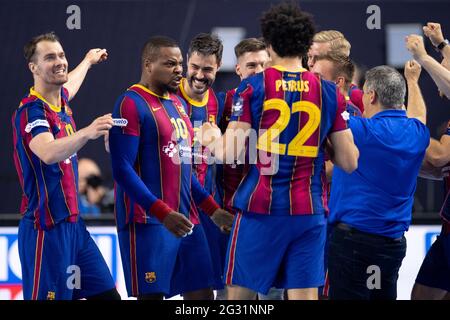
[18,218,115,300]
[118,223,215,297]
[415,228,450,292]
[168,223,216,297]
[224,213,326,295]
[198,210,230,290]
[319,223,333,298]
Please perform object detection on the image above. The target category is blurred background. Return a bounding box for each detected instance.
[0,0,449,299]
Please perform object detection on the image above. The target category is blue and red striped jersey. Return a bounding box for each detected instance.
[111,84,209,229]
[217,88,249,212]
[229,66,348,216]
[177,80,223,196]
[348,84,364,114]
[345,96,363,117]
[12,87,79,230]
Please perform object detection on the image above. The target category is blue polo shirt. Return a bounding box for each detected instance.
[329,109,430,239]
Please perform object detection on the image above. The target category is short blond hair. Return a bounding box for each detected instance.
[313,30,351,56]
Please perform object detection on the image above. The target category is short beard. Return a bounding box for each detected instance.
[187,76,212,95]
[165,83,178,94]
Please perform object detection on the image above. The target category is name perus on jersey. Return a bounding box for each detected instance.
[275,79,309,92]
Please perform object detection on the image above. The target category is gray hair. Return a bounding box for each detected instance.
[365,66,406,109]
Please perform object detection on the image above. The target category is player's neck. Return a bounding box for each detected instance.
[139,79,168,97]
[339,86,349,97]
[271,56,303,71]
[183,78,206,102]
[33,82,62,107]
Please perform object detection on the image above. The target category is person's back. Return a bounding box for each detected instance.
[327,65,429,300]
[232,67,348,216]
[329,67,430,238]
[196,2,358,300]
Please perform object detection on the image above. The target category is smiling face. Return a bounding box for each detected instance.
[186,52,219,96]
[236,50,269,80]
[29,40,68,86]
[149,46,183,94]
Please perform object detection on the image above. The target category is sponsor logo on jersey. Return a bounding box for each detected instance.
[25,119,50,133]
[162,142,178,158]
[112,118,128,127]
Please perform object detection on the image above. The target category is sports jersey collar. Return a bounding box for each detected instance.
[179,78,209,107]
[372,109,407,118]
[271,65,307,73]
[29,87,62,112]
[131,84,171,99]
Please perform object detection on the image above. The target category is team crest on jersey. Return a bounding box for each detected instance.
[65,106,73,116]
[47,291,55,300]
[174,101,188,117]
[231,96,244,116]
[163,141,178,158]
[145,272,156,283]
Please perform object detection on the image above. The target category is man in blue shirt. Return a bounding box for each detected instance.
[328,65,430,300]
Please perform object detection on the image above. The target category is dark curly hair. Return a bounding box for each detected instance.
[188,33,223,65]
[260,2,315,58]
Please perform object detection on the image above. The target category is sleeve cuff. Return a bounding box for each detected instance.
[150,199,172,222]
[199,195,220,216]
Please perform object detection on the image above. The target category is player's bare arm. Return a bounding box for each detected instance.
[423,22,450,62]
[406,35,450,99]
[425,136,450,168]
[328,129,359,173]
[65,48,108,100]
[196,120,251,163]
[405,60,427,124]
[419,158,444,180]
[29,113,113,164]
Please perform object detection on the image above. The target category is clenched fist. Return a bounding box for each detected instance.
[196,122,221,147]
[84,48,108,67]
[404,60,422,83]
[423,22,445,47]
[405,35,428,61]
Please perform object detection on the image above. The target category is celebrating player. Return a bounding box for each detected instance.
[197,3,359,300]
[109,36,233,300]
[12,32,120,300]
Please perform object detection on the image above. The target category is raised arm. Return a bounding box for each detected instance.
[423,22,450,62]
[404,60,426,124]
[406,34,450,99]
[65,48,108,100]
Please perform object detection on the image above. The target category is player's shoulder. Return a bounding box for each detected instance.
[16,94,47,117]
[226,87,237,96]
[208,87,223,104]
[237,72,264,97]
[408,116,429,134]
[242,72,264,88]
[115,87,144,110]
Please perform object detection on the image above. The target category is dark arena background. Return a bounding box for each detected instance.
[1,0,450,301]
